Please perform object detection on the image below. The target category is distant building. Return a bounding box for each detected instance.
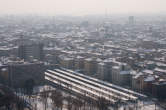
[111,63,131,86]
[112,66,121,85]
[102,59,116,82]
[0,65,9,85]
[128,16,134,25]
[18,43,44,61]
[74,56,84,71]
[132,72,144,92]
[84,58,97,75]
[0,59,45,88]
[143,76,155,93]
[8,62,45,88]
[97,62,107,80]
[152,81,166,100]
[59,56,75,70]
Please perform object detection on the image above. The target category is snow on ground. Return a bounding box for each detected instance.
[25,85,165,110]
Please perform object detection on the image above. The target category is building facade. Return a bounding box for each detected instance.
[18,43,44,61]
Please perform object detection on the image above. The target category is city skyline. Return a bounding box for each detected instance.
[0,1,166,110]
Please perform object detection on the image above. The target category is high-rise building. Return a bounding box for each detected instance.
[84,58,97,75]
[128,16,134,25]
[60,57,75,69]
[74,56,84,71]
[111,63,131,86]
[9,62,45,88]
[18,43,44,61]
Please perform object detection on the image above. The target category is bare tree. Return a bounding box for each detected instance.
[50,90,63,110]
[40,89,49,110]
[66,96,73,110]
[15,99,25,110]
[96,97,109,110]
[72,98,83,110]
[24,79,35,95]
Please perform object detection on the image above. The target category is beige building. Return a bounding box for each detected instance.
[131,72,144,92]
[74,56,84,71]
[60,56,75,69]
[111,63,131,86]
[84,58,97,75]
[112,66,121,85]
[97,62,106,80]
[119,71,131,86]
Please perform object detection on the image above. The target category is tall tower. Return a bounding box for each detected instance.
[128,16,135,25]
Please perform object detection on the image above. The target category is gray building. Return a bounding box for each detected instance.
[18,43,44,61]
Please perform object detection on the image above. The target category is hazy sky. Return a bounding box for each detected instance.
[0,0,166,15]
